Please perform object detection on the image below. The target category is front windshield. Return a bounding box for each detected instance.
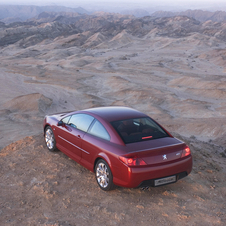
[111,117,169,144]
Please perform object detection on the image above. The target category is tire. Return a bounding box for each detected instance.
[95,159,115,191]
[44,126,57,152]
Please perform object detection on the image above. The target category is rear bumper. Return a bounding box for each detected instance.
[139,171,187,187]
[113,155,192,188]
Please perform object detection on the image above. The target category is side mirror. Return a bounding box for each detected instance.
[57,121,64,127]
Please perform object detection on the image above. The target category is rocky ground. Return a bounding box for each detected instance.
[0,134,225,226]
[0,13,226,225]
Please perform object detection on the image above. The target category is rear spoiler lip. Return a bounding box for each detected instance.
[125,140,185,155]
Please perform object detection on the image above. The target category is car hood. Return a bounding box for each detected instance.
[46,111,72,120]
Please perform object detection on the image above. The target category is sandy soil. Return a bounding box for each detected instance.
[0,134,225,226]
[0,23,226,225]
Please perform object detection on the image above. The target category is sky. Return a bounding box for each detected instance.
[2,0,225,4]
[1,0,226,12]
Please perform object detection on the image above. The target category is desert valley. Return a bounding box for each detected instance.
[0,5,226,226]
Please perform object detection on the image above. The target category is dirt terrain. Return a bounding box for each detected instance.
[0,134,225,226]
[0,13,226,225]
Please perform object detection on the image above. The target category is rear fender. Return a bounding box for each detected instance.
[94,153,112,170]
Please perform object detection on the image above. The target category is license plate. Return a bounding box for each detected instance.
[154,175,176,186]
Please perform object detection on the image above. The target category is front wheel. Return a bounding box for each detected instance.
[95,159,115,191]
[44,126,57,151]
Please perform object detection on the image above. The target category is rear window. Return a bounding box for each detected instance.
[111,117,169,144]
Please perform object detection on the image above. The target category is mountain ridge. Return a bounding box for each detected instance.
[0,5,89,23]
[1,13,226,48]
[2,5,226,23]
[151,10,226,22]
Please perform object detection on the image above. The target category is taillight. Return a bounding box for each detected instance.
[181,146,191,158]
[119,156,147,166]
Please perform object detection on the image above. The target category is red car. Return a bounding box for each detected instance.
[43,106,192,191]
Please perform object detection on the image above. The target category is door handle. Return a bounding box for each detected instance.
[77,135,81,138]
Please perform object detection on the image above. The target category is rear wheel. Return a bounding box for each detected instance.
[44,126,57,151]
[95,159,115,191]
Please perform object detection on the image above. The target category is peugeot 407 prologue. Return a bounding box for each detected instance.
[43,106,192,191]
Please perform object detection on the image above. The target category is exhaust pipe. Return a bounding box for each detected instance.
[141,186,149,190]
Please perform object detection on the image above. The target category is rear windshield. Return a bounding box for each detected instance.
[111,117,169,144]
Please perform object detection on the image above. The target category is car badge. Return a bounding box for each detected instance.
[163,154,167,160]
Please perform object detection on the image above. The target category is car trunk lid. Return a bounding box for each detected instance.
[125,137,186,165]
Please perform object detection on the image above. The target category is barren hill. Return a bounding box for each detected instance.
[1,13,226,48]
[0,12,225,148]
[152,10,226,22]
[0,5,89,23]
[0,11,226,225]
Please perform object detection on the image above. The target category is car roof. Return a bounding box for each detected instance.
[82,106,147,122]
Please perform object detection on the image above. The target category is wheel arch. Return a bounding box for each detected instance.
[93,153,112,172]
[44,124,52,134]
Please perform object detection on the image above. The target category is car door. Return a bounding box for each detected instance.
[56,113,94,163]
[81,119,111,171]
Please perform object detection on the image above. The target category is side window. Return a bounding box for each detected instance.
[62,116,71,124]
[89,120,110,141]
[68,114,94,132]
